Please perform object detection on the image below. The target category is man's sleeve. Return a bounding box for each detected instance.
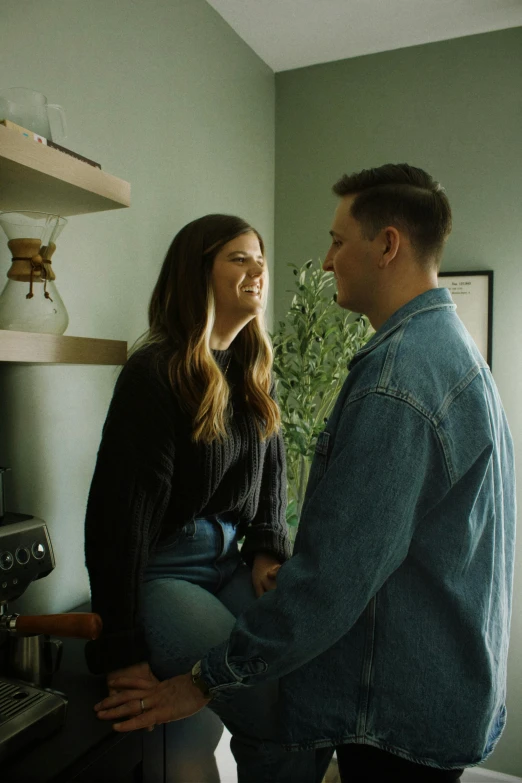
[201,391,449,697]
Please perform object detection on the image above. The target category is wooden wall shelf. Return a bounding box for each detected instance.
[0,124,130,216]
[0,329,127,365]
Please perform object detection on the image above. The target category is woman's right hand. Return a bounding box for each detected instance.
[251,552,282,597]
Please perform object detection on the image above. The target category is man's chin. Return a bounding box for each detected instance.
[335,293,351,310]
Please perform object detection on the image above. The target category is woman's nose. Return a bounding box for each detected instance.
[248,265,263,278]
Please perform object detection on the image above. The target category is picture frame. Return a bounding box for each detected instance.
[437,271,493,368]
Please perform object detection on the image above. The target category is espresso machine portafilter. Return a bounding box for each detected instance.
[0,467,103,761]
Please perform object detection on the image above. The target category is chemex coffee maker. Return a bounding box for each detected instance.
[0,467,102,761]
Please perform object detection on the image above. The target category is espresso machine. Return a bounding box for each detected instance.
[0,467,102,761]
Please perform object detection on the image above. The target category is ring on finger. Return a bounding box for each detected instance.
[140,698,146,714]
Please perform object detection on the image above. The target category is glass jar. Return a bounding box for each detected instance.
[0,211,69,335]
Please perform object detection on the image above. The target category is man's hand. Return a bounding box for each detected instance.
[95,671,209,732]
[107,661,158,695]
[251,552,281,598]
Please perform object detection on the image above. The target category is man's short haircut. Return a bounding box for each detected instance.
[332,164,452,267]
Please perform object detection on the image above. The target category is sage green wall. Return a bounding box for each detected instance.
[275,27,522,777]
[0,0,274,613]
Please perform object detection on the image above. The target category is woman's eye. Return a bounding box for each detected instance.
[233,257,246,263]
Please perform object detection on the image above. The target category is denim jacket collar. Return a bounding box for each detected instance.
[350,287,456,369]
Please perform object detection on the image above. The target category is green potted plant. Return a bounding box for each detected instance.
[272,261,372,536]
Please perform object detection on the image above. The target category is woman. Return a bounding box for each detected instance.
[84,214,292,781]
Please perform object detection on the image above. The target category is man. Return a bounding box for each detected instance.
[95,164,516,783]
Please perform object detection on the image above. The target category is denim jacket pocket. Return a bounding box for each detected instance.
[308,430,331,486]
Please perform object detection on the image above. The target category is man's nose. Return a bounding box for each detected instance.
[323,251,333,271]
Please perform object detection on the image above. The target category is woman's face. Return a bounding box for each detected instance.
[210,231,267,322]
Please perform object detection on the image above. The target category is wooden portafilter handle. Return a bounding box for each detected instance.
[14,613,103,640]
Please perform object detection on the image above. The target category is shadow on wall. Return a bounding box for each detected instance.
[0,362,118,616]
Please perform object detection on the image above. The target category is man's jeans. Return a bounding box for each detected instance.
[336,744,465,782]
[140,517,330,783]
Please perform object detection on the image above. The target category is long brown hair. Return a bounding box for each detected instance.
[137,214,280,443]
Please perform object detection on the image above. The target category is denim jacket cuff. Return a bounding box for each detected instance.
[201,640,268,702]
[200,640,243,702]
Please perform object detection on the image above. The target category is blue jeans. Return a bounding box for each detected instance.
[141,517,331,783]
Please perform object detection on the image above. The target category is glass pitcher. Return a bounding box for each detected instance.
[0,88,67,141]
[0,211,69,335]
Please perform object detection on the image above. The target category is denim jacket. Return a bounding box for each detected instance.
[203,288,516,769]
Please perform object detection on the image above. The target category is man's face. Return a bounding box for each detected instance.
[323,196,378,314]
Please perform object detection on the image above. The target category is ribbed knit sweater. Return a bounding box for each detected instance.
[84,344,291,674]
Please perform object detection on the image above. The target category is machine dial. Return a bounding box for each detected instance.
[15,547,31,565]
[31,542,46,560]
[0,551,14,571]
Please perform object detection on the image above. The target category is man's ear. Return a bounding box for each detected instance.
[378,227,400,269]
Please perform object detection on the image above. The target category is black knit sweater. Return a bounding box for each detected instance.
[84,345,291,674]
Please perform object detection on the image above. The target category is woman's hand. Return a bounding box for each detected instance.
[251,552,281,598]
[95,671,209,732]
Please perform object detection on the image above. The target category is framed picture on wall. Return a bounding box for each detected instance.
[438,271,493,368]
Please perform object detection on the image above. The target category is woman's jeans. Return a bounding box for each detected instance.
[141,517,329,783]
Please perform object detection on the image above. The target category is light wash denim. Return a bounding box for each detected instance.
[202,288,516,771]
[140,517,329,783]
